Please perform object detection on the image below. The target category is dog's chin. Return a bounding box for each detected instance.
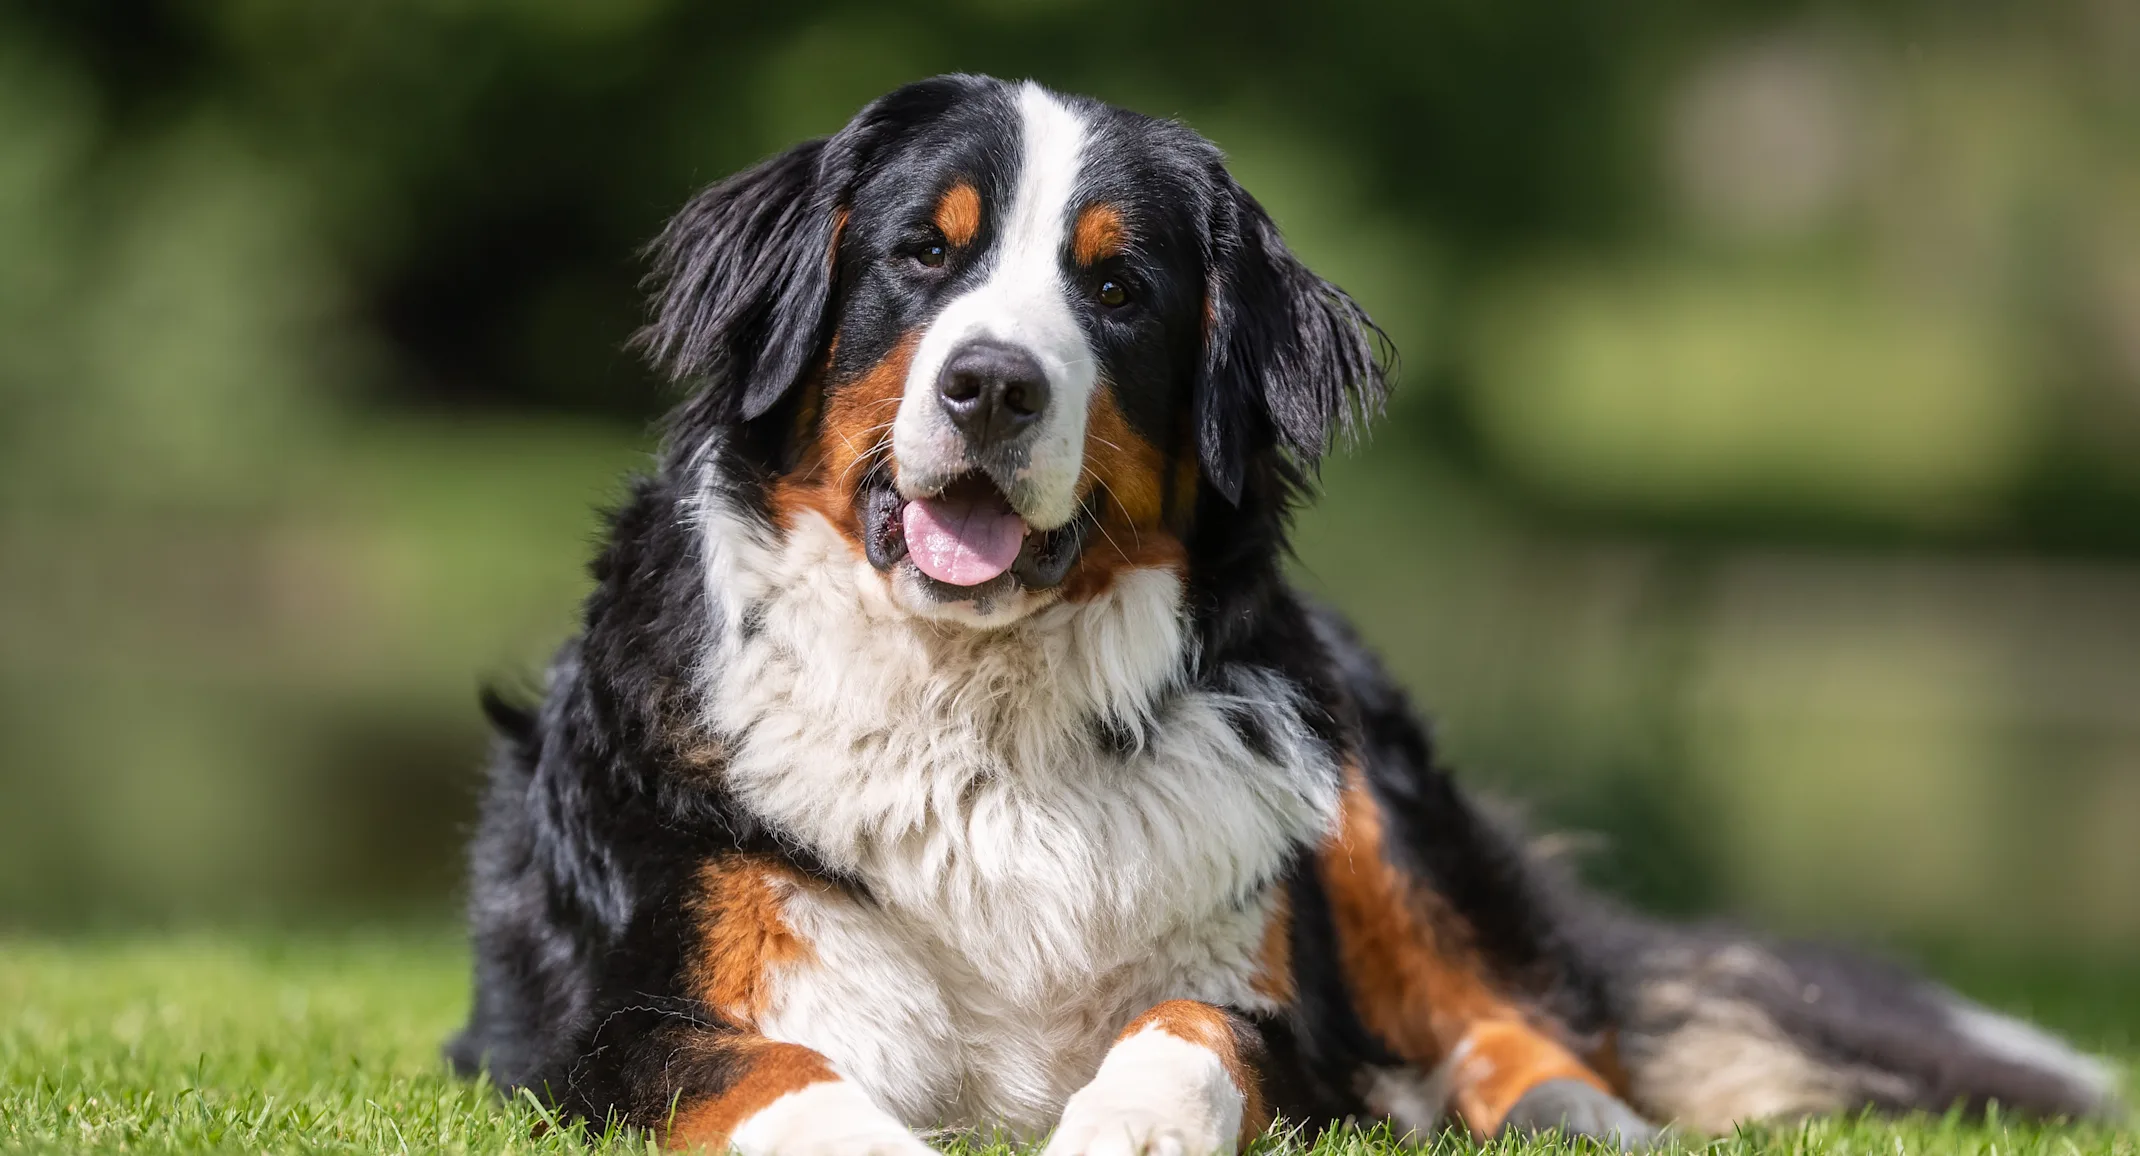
[888,564,1054,627]
[856,471,1089,630]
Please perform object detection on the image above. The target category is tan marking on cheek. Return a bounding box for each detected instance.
[1118,1000,1269,1148]
[813,334,914,486]
[1073,203,1127,265]
[1081,386,1165,526]
[1059,383,1184,602]
[665,1040,838,1150]
[687,858,814,1024]
[934,182,981,248]
[768,333,918,551]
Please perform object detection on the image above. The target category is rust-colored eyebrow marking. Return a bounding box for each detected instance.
[1072,203,1127,265]
[934,182,981,248]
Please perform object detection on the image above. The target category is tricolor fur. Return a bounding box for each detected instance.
[449,76,2123,1152]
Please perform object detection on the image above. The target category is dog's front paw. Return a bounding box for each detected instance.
[1045,1103,1219,1156]
[1041,1030,1244,1156]
[723,1079,938,1156]
[1499,1079,1660,1151]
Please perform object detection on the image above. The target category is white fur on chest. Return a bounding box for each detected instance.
[692,485,1338,1133]
[760,873,1281,1135]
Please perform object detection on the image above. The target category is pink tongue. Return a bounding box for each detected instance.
[902,494,1028,586]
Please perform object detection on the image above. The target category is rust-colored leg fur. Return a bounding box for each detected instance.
[1122,1000,1272,1147]
[1319,769,1619,1136]
[665,1037,838,1149]
[648,1032,931,1155]
[546,856,933,1155]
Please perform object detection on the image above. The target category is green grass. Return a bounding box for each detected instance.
[1,933,2130,1154]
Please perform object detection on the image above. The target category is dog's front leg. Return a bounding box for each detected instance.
[594,1026,933,1156]
[1043,1000,1268,1156]
[677,1040,933,1156]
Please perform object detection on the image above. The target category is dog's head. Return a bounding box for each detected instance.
[642,75,1385,628]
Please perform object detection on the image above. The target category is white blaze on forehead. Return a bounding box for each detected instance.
[892,82,1097,531]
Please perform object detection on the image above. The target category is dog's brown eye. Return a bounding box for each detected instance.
[916,244,947,269]
[1096,280,1128,307]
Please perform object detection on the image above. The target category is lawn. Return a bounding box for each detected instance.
[0,933,2130,1154]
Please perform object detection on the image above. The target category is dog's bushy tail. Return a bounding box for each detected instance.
[1567,903,2126,1131]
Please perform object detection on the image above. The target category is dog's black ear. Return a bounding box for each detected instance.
[1194,175,1390,504]
[638,75,982,421]
[637,137,843,421]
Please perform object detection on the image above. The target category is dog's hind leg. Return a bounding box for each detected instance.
[1317,768,1655,1147]
[1309,603,2121,1137]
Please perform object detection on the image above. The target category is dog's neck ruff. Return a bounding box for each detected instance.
[689,460,1339,996]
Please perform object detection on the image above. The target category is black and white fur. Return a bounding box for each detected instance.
[448,75,2124,1153]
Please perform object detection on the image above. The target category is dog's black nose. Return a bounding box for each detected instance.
[937,341,1049,448]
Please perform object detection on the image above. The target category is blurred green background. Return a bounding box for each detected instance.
[1,0,2135,1034]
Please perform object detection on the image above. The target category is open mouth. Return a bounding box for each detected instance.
[902,473,1029,586]
[860,473,1090,593]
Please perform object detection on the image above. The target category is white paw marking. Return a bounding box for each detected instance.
[726,1079,938,1156]
[1041,1028,1243,1156]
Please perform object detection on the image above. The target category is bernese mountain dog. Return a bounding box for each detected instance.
[447,75,2122,1152]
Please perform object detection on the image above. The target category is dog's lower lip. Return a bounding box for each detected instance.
[860,481,910,571]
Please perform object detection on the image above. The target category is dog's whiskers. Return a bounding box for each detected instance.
[1079,470,1140,558]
